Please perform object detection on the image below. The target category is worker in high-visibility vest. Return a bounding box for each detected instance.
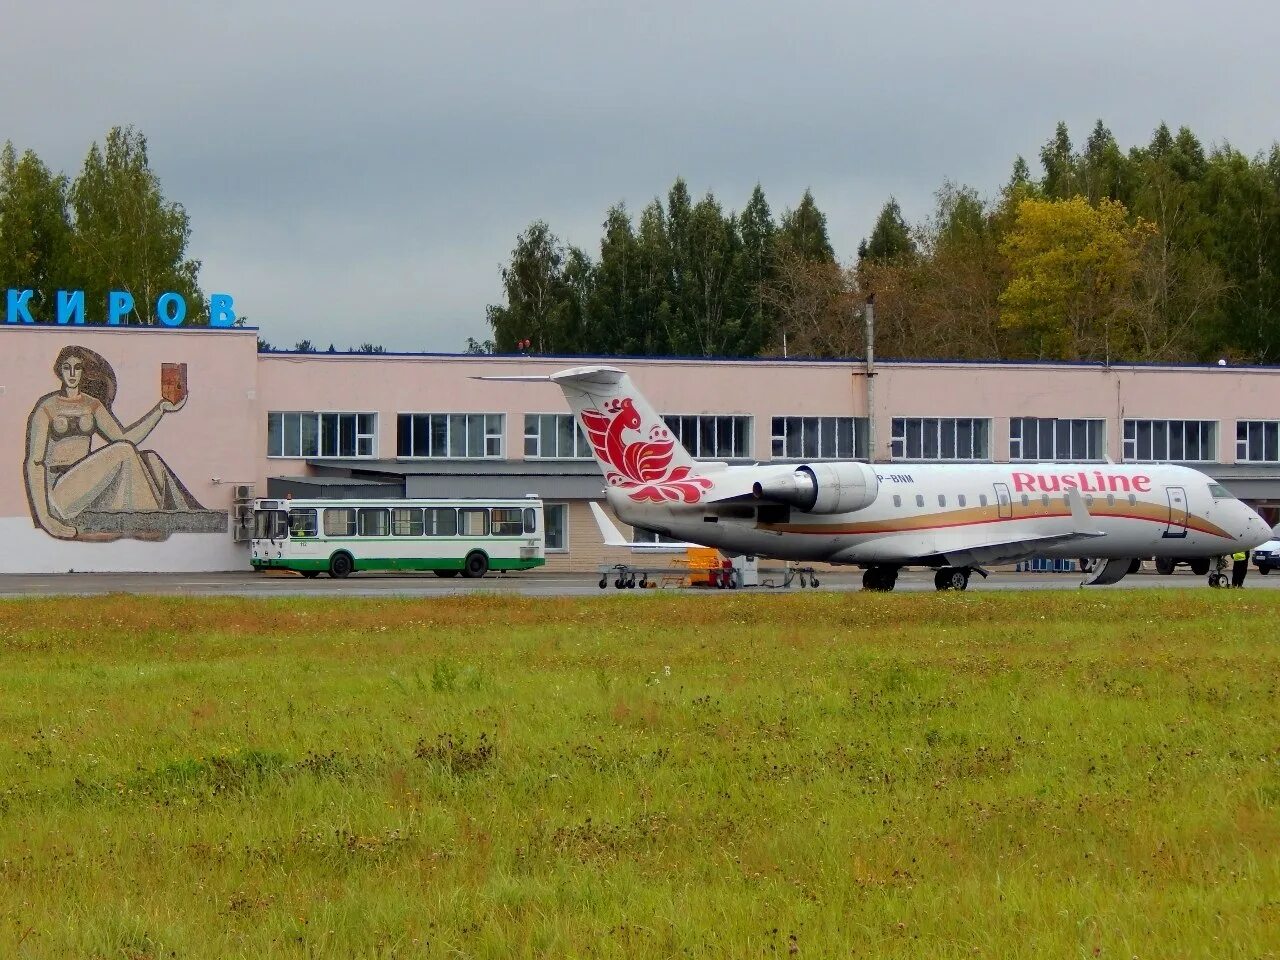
[1231,549,1250,588]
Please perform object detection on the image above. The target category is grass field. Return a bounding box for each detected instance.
[0,591,1277,959]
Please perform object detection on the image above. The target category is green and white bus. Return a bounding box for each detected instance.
[250,497,546,578]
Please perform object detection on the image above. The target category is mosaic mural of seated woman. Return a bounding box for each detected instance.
[24,346,217,542]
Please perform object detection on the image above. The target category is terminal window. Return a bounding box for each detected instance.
[1009,418,1105,461]
[1123,419,1216,462]
[771,416,868,460]
[1236,421,1280,463]
[525,414,592,458]
[890,417,991,461]
[268,412,376,458]
[397,413,504,458]
[662,415,752,459]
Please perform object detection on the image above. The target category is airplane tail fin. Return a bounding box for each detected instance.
[550,366,712,504]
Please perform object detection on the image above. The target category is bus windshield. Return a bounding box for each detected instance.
[254,509,287,540]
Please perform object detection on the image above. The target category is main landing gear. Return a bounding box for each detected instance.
[862,566,898,591]
[933,567,970,591]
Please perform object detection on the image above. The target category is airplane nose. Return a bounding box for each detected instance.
[1245,513,1271,547]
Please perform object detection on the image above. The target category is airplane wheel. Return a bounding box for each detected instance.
[864,567,896,592]
[950,568,969,591]
[810,577,819,588]
[627,576,637,588]
[1209,573,1228,589]
[614,578,624,589]
[639,577,649,588]
[1190,559,1211,576]
[934,569,949,591]
[1155,556,1176,576]
[599,578,608,589]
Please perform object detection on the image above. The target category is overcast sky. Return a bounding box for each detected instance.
[7,0,1279,351]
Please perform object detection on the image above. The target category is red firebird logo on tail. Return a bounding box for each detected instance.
[579,398,712,503]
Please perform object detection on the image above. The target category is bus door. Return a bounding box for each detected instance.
[993,482,1012,520]
[1163,485,1189,539]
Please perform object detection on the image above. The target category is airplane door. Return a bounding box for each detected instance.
[994,482,1012,519]
[1164,486,1188,539]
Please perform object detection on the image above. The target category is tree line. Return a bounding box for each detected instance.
[485,121,1280,364]
[0,127,204,324]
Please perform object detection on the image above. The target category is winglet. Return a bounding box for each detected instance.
[589,501,630,547]
[1066,488,1105,536]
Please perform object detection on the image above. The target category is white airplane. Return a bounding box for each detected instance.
[492,365,1273,591]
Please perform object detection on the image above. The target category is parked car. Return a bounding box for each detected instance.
[1254,531,1280,574]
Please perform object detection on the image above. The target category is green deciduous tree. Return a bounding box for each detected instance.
[68,126,204,323]
[999,196,1154,360]
[0,142,73,320]
[485,221,589,353]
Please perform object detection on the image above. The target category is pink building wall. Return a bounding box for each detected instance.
[0,326,258,573]
[2,324,1277,574]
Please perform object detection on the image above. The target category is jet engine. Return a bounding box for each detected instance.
[751,462,879,514]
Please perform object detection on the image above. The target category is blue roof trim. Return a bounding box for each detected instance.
[0,323,258,333]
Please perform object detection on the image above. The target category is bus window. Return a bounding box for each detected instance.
[958,494,966,507]
[392,507,424,537]
[523,507,537,533]
[358,508,389,537]
[425,508,457,536]
[254,509,287,539]
[288,508,317,538]
[492,508,523,536]
[979,494,988,506]
[324,508,356,537]
[459,508,490,537]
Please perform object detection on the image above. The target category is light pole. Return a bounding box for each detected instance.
[864,293,876,461]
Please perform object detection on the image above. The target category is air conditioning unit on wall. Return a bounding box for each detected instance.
[234,503,254,522]
[233,484,255,502]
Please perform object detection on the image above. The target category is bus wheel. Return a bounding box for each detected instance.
[300,570,320,579]
[329,552,354,579]
[462,551,489,579]
[434,570,459,578]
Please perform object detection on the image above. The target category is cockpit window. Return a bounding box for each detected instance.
[1208,483,1232,499]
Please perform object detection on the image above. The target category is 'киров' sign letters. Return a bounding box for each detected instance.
[5,290,237,328]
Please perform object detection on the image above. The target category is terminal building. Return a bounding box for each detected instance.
[3,322,1279,573]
